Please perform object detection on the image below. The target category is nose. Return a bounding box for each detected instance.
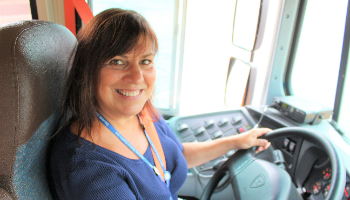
[122,63,144,84]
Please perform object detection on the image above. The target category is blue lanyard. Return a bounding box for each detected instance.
[97,112,172,200]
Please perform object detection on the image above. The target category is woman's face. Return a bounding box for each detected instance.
[96,40,156,119]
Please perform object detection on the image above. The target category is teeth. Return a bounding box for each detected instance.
[117,90,140,97]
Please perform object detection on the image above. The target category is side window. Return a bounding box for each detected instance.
[0,0,32,25]
[90,0,269,116]
[289,0,348,109]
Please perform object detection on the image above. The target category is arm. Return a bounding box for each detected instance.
[183,128,271,169]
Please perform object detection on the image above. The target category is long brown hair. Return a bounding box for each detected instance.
[59,8,160,139]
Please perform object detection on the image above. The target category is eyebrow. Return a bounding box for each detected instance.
[113,53,154,59]
[141,53,154,58]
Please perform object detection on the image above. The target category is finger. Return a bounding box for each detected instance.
[255,146,264,154]
[255,138,269,147]
[255,142,271,154]
[265,142,271,149]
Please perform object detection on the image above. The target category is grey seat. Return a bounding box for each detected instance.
[0,20,77,200]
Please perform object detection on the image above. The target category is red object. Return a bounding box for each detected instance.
[64,0,94,35]
[140,110,167,182]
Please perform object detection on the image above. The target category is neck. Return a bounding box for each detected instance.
[96,109,141,132]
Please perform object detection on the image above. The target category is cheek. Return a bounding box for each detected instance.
[97,69,121,97]
[145,68,156,89]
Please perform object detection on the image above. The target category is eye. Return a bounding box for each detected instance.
[107,59,127,70]
[142,60,150,65]
[140,59,153,69]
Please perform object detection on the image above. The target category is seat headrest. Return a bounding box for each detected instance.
[0,20,77,197]
[0,20,77,145]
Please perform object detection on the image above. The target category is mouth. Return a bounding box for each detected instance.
[116,89,142,97]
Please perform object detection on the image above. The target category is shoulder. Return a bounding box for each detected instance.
[153,117,171,135]
[49,127,122,177]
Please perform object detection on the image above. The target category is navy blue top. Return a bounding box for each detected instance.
[48,118,187,200]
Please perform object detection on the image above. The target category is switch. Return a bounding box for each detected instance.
[207,126,220,135]
[220,124,233,133]
[231,116,242,125]
[179,130,192,138]
[204,120,215,128]
[177,124,189,132]
[217,118,229,127]
[194,127,206,136]
[182,135,196,143]
[211,130,223,139]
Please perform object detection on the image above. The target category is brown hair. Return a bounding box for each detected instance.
[59,8,160,139]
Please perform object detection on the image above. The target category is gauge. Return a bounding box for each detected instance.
[312,181,322,195]
[323,183,330,197]
[344,182,350,200]
[322,167,332,181]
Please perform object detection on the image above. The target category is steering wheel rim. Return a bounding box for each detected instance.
[200,127,346,200]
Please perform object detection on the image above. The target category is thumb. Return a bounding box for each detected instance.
[256,138,268,147]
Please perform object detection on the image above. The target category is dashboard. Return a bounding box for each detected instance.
[167,106,350,200]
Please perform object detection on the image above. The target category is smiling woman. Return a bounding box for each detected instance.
[96,41,157,120]
[48,7,272,200]
[48,8,188,199]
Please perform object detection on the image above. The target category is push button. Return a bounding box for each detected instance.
[283,138,290,148]
[237,126,245,133]
[288,141,296,153]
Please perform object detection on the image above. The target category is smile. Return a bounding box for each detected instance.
[116,89,141,97]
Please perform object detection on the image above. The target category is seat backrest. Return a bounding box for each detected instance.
[0,20,77,200]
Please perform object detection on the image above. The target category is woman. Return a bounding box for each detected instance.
[48,8,271,200]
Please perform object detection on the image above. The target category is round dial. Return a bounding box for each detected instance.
[324,183,330,197]
[344,182,349,200]
[312,181,322,195]
[322,168,332,181]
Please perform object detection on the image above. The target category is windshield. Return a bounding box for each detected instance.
[290,0,350,143]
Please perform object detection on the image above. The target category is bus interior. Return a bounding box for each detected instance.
[0,0,350,199]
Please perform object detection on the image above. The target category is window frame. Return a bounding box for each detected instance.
[332,0,350,123]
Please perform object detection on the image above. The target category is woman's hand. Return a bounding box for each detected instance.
[232,128,272,154]
[183,128,273,168]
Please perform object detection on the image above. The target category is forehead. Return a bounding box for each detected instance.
[123,36,155,56]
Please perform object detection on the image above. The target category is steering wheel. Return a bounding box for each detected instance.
[200,127,346,200]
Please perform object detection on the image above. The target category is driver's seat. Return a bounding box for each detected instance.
[0,20,77,199]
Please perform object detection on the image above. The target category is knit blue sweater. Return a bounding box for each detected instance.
[48,118,188,200]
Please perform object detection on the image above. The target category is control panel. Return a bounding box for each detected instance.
[168,108,255,175]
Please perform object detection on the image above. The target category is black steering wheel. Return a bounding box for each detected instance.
[200,127,346,200]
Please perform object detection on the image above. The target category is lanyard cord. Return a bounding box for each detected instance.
[97,112,172,199]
